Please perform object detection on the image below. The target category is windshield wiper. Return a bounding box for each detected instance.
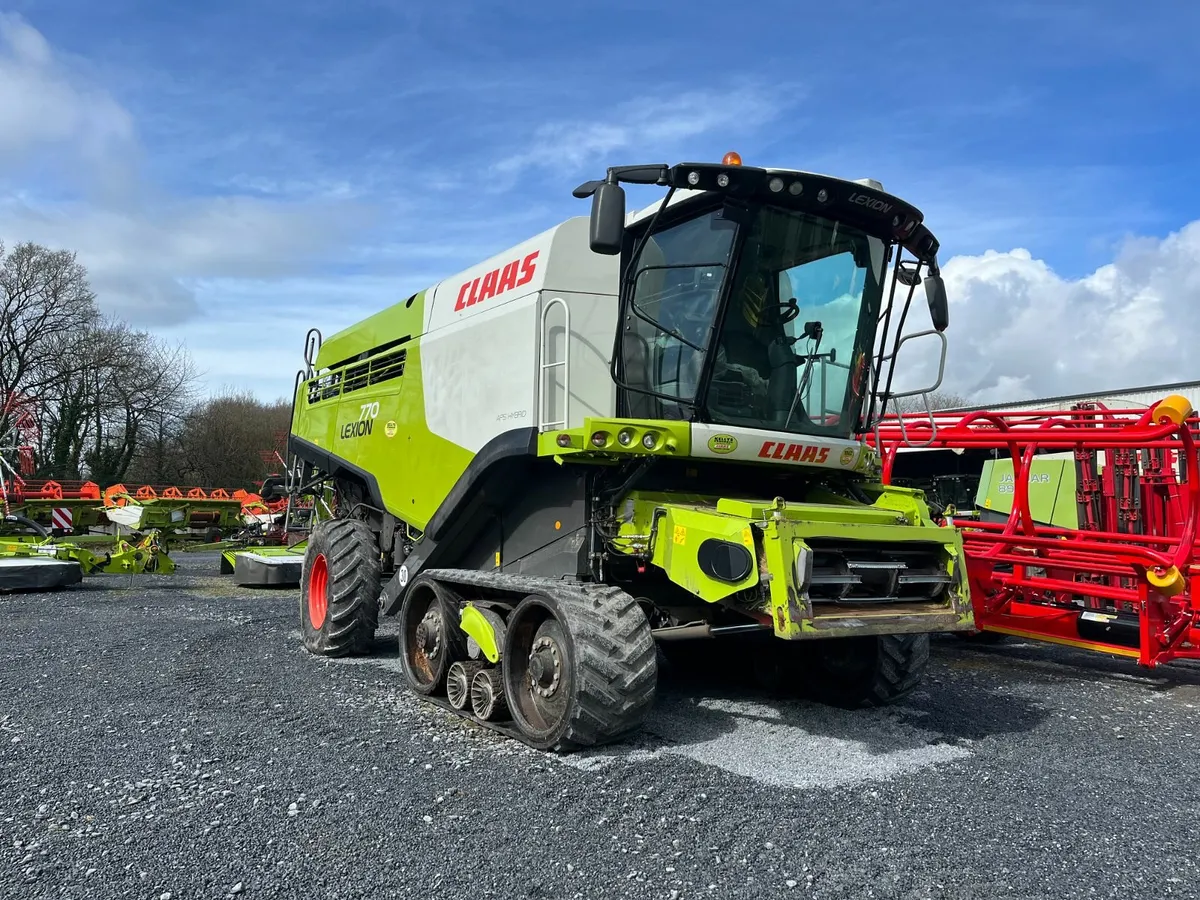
[784,321,822,430]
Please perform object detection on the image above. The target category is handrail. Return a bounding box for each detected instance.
[539,297,571,432]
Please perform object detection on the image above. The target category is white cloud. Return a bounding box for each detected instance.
[0,12,135,185]
[0,15,375,328]
[492,84,795,179]
[885,219,1200,404]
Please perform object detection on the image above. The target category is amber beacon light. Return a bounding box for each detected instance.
[722,151,742,166]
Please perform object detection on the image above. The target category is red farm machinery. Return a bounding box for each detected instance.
[871,394,1200,667]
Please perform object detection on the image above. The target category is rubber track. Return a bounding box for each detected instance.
[319,519,381,657]
[868,632,930,705]
[418,570,658,752]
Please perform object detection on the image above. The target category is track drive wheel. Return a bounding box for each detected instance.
[501,587,657,752]
[398,578,468,695]
[299,519,381,657]
[801,633,931,708]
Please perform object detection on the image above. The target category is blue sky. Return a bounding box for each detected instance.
[2,0,1199,403]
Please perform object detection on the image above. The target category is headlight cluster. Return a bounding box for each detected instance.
[591,427,663,451]
[547,420,686,457]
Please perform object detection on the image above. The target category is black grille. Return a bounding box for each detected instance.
[804,541,953,604]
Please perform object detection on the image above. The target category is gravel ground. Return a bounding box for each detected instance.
[2,552,1199,900]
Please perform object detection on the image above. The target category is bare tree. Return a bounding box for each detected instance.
[172,391,293,489]
[0,241,100,442]
[889,390,970,415]
[2,239,305,491]
[83,323,200,485]
[0,240,203,484]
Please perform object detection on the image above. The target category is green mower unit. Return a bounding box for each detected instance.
[286,152,971,751]
[220,541,307,587]
[0,514,174,591]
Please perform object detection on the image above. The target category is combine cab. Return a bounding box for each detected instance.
[285,153,972,750]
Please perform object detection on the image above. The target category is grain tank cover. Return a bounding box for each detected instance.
[423,216,618,332]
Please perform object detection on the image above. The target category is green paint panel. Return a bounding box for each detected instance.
[976,455,1078,528]
[715,497,907,528]
[618,484,969,637]
[645,504,759,604]
[291,291,476,531]
[315,292,426,371]
[538,418,692,459]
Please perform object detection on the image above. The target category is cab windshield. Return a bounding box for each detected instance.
[617,204,887,437]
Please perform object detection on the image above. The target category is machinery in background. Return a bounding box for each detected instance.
[873,398,1200,666]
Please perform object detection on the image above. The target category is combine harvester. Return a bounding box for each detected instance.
[281,151,981,751]
[872,399,1200,666]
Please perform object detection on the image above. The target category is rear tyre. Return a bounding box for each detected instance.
[801,633,930,708]
[299,519,381,656]
[501,586,657,752]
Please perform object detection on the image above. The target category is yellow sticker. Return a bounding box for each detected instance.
[708,434,738,454]
[384,420,397,438]
[673,525,687,545]
[840,448,855,466]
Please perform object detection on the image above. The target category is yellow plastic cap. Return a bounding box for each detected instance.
[1153,394,1194,427]
[1147,565,1186,596]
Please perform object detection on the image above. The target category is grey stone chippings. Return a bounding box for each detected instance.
[0,552,1197,898]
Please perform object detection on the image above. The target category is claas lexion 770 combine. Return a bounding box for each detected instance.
[282,151,972,751]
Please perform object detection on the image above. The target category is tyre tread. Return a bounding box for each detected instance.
[545,583,658,752]
[301,518,381,657]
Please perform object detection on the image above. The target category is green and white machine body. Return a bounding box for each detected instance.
[288,156,972,647]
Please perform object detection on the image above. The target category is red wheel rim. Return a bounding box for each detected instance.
[308,553,328,629]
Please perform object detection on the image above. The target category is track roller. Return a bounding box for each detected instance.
[469,667,507,721]
[446,660,485,711]
[396,576,657,753]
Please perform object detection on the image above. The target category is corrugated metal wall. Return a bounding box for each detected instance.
[950,381,1200,413]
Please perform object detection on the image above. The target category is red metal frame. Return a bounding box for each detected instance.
[869,396,1200,667]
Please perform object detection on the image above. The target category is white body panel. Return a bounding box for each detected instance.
[690,423,867,471]
[424,216,618,332]
[423,289,542,453]
[537,290,620,433]
[420,217,621,453]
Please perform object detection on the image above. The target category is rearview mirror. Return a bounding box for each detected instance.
[924,274,949,332]
[589,182,626,255]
